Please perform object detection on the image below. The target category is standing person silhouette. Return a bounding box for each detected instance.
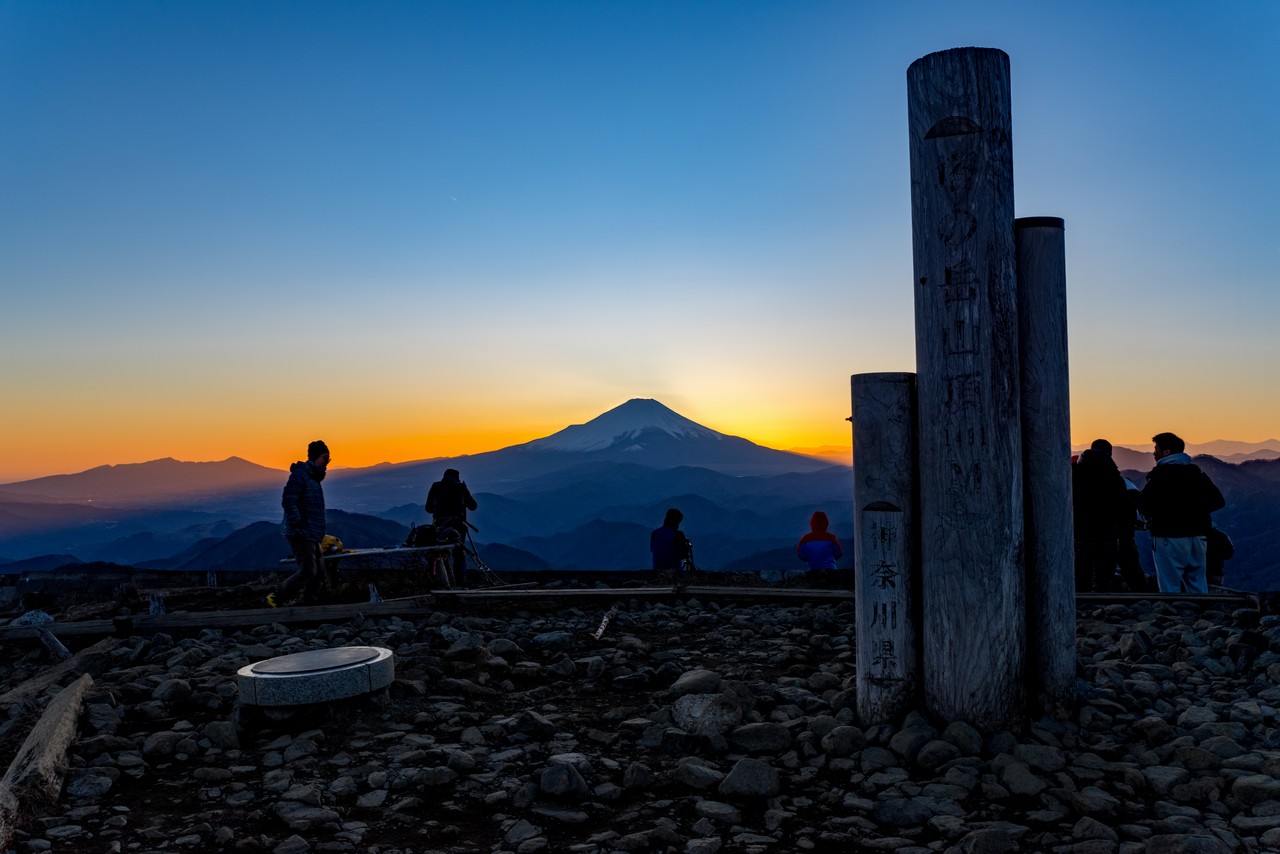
[425,468,478,586]
[268,440,330,607]
[1139,432,1226,594]
[1071,439,1128,592]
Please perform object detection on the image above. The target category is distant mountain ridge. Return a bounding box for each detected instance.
[1073,441,1280,470]
[0,457,284,506]
[0,399,843,568]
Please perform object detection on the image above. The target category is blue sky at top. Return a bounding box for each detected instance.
[0,1,1276,480]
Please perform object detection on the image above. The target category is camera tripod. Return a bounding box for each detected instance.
[457,520,503,588]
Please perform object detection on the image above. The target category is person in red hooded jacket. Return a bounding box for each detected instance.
[797,511,843,571]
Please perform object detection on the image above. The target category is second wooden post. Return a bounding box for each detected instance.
[852,372,921,725]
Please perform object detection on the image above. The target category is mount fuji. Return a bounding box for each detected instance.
[322,398,839,513]
[522,398,723,453]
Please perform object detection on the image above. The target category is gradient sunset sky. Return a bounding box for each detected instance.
[2,1,1277,482]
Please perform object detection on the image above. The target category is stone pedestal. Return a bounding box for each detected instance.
[236,646,395,707]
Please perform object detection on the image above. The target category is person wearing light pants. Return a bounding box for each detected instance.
[1139,432,1226,594]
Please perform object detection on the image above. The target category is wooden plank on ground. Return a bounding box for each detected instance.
[0,639,120,708]
[438,586,855,603]
[0,620,114,641]
[1075,592,1255,606]
[0,587,1252,646]
[0,597,441,640]
[0,673,94,850]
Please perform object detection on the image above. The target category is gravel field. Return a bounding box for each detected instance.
[2,593,1279,854]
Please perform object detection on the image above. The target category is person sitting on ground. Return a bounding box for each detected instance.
[269,440,330,607]
[650,508,690,577]
[425,468,478,587]
[797,510,843,573]
[1071,439,1129,592]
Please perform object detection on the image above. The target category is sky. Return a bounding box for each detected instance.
[1,1,1278,482]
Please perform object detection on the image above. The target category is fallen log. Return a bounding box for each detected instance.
[0,638,120,709]
[0,673,94,850]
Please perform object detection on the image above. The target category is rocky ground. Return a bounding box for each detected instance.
[2,594,1280,854]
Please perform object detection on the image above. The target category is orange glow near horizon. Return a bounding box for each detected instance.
[1,394,1277,484]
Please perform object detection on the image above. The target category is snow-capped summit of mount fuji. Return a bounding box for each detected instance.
[524,398,721,453]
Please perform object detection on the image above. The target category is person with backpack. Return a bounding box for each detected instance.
[425,468,478,586]
[1139,432,1226,594]
[268,439,330,607]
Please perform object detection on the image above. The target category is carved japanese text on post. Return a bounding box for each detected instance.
[862,510,910,687]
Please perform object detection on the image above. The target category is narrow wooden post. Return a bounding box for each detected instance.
[852,372,920,725]
[908,47,1025,729]
[1015,216,1075,716]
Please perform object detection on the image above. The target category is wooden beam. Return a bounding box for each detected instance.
[0,587,860,642]
[0,673,94,850]
[0,588,1249,650]
[0,638,120,709]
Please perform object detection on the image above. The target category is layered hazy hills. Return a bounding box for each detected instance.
[1075,441,1280,472]
[0,457,284,507]
[0,399,845,569]
[1,400,1277,589]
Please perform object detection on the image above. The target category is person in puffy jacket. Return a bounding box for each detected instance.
[269,439,330,606]
[1139,432,1226,594]
[797,511,843,571]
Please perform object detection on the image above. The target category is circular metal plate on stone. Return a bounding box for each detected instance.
[250,647,381,675]
[237,646,395,707]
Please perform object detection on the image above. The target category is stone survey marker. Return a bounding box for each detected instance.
[236,646,394,706]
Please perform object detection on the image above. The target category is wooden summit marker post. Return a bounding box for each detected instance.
[907,47,1025,729]
[851,372,921,725]
[1015,216,1075,716]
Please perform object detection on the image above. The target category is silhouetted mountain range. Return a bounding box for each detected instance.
[143,510,409,572]
[0,457,283,507]
[0,400,1275,588]
[1074,441,1280,471]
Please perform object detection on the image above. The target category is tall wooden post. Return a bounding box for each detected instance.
[908,47,1025,729]
[852,372,920,725]
[1015,216,1075,716]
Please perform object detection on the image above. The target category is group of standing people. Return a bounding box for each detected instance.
[1073,431,1227,595]
[270,440,477,606]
